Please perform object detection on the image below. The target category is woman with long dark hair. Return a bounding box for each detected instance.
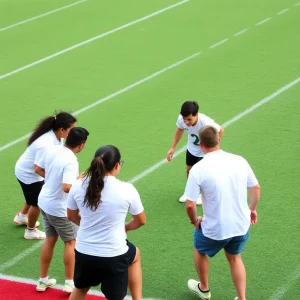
[14,112,77,240]
[67,145,146,300]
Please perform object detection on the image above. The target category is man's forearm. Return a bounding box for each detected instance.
[171,129,184,148]
[249,184,261,211]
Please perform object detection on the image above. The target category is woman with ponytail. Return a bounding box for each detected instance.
[14,112,77,240]
[67,145,146,300]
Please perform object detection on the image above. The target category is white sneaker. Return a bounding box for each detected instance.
[24,228,46,240]
[187,279,211,299]
[36,278,56,291]
[13,213,40,227]
[63,282,75,293]
[179,194,202,205]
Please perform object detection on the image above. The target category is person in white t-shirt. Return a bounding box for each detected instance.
[14,112,77,240]
[184,126,260,300]
[166,101,224,205]
[67,145,146,300]
[34,127,89,294]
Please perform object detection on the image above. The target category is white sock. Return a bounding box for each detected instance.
[40,277,49,283]
[65,279,74,285]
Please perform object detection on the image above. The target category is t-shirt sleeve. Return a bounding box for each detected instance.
[183,170,200,202]
[63,161,79,185]
[176,115,184,129]
[247,164,259,187]
[201,115,221,132]
[67,183,79,210]
[34,147,47,167]
[128,184,144,215]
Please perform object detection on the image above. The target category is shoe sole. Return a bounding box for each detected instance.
[13,220,27,226]
[24,236,46,240]
[188,286,211,300]
[63,288,73,293]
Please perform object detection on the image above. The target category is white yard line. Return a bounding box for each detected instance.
[295,2,300,6]
[1,77,298,273]
[256,17,271,26]
[0,273,158,299]
[277,8,289,15]
[209,38,229,49]
[233,28,249,37]
[0,0,190,81]
[268,265,300,300]
[0,52,201,152]
[0,0,86,33]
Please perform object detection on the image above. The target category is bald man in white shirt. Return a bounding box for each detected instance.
[184,125,260,300]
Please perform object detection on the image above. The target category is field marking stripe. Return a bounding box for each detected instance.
[277,8,289,15]
[268,265,300,300]
[0,273,158,299]
[233,28,248,37]
[0,0,86,32]
[209,38,229,49]
[0,51,201,152]
[256,17,271,26]
[0,77,298,273]
[0,0,189,81]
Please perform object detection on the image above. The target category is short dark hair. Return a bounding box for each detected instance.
[66,127,89,148]
[180,101,199,117]
[198,126,219,148]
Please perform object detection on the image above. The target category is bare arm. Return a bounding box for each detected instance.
[186,200,202,229]
[167,128,184,161]
[62,183,72,193]
[34,164,45,178]
[248,184,261,224]
[125,211,146,232]
[67,208,81,226]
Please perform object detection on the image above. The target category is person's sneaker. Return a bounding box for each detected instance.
[63,282,75,293]
[24,228,46,240]
[13,213,40,227]
[196,194,202,205]
[36,278,56,291]
[187,279,211,299]
[234,298,238,300]
[179,194,186,203]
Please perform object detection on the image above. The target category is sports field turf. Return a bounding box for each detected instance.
[0,0,299,299]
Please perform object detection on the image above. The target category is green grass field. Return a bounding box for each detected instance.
[0,0,299,299]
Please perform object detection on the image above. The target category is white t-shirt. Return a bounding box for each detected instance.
[176,113,221,157]
[183,150,258,240]
[37,145,79,217]
[15,130,61,184]
[67,176,144,257]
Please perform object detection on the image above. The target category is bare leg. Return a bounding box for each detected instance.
[20,203,31,215]
[64,240,76,280]
[40,235,59,277]
[128,247,142,300]
[194,247,210,291]
[225,251,246,300]
[69,287,90,300]
[27,206,40,228]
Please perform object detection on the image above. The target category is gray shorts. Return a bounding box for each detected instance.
[41,209,78,242]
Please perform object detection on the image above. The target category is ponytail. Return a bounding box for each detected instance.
[27,112,77,146]
[83,156,105,211]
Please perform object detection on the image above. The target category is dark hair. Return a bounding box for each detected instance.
[198,125,219,148]
[65,127,89,148]
[83,145,121,211]
[180,101,199,117]
[28,112,77,146]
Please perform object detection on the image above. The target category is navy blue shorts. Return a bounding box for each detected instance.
[194,227,249,257]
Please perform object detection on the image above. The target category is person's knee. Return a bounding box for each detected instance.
[225,251,242,264]
[64,239,76,247]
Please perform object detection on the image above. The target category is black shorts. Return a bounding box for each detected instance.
[74,240,136,300]
[17,179,44,206]
[186,150,203,167]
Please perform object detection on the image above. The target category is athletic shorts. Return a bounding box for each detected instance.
[194,226,250,257]
[40,209,78,242]
[17,179,44,206]
[74,241,136,300]
[186,150,203,167]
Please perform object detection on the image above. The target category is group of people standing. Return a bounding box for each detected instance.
[13,101,260,300]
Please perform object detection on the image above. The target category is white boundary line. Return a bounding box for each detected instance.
[0,273,158,299]
[277,8,289,15]
[209,38,229,49]
[0,0,86,33]
[256,17,271,26]
[233,28,248,37]
[0,77,298,273]
[0,52,201,152]
[268,265,300,300]
[0,0,190,81]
